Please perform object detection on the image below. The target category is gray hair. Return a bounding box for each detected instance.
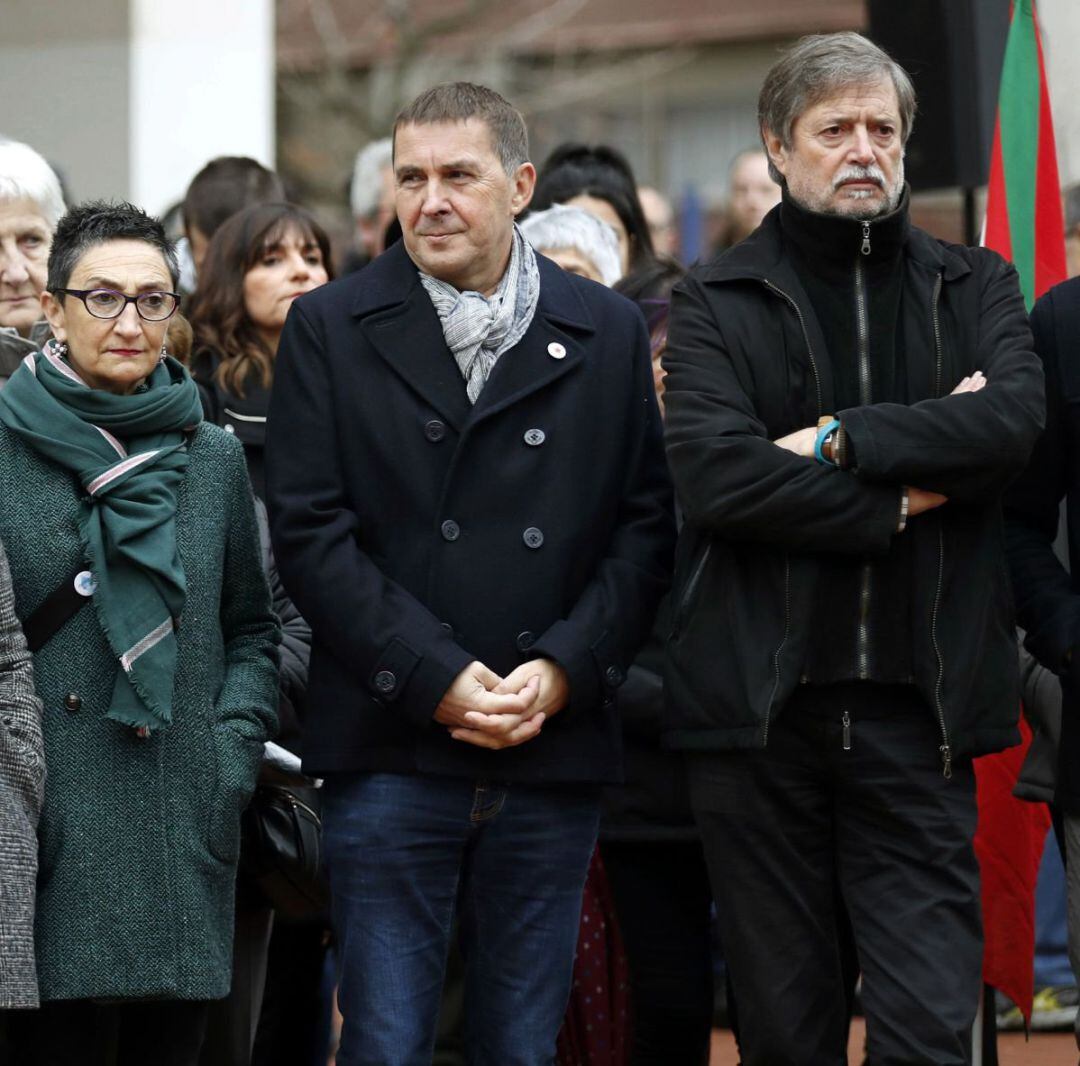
[520,204,623,286]
[350,138,393,219]
[1066,182,1080,232]
[758,31,917,183]
[0,140,66,229]
[393,82,529,175]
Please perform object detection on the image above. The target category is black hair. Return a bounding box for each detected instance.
[530,144,655,269]
[614,255,685,333]
[182,156,285,239]
[47,199,179,293]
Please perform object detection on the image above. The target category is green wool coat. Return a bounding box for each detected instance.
[0,422,279,1002]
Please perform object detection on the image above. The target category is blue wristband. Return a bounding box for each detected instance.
[814,418,841,465]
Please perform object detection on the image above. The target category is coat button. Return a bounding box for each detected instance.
[605,665,624,687]
[522,527,544,549]
[373,670,397,695]
[547,342,566,359]
[64,692,82,713]
[516,630,536,652]
[424,419,447,443]
[441,519,460,542]
[523,428,546,447]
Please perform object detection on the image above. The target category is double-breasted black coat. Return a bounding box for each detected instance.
[266,241,674,784]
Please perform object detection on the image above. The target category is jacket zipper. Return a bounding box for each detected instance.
[928,271,953,778]
[855,226,873,680]
[672,542,712,639]
[761,278,821,746]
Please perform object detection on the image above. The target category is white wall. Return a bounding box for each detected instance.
[130,0,275,215]
[1038,0,1080,186]
[0,0,274,214]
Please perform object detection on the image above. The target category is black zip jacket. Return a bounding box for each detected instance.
[661,201,1044,764]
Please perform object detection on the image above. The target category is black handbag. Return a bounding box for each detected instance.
[239,778,329,921]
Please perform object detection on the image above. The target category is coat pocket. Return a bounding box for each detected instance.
[207,726,264,864]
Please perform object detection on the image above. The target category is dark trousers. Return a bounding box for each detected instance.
[2,998,210,1066]
[199,896,274,1066]
[687,682,982,1066]
[599,839,713,1066]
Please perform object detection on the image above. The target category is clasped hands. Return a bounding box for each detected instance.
[433,658,569,750]
[772,371,988,518]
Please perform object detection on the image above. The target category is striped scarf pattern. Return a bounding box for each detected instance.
[0,342,204,734]
[419,225,541,403]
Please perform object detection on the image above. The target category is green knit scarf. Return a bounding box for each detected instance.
[0,342,204,733]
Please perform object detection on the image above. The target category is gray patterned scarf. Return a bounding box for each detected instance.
[419,225,541,403]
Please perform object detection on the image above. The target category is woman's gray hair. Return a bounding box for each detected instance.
[520,204,623,286]
[758,31,917,183]
[0,140,66,229]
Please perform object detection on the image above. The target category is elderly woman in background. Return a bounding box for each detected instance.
[0,200,279,1066]
[520,203,623,287]
[0,140,65,384]
[187,202,331,500]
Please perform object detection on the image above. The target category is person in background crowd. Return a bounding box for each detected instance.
[531,143,655,274]
[663,31,1042,1065]
[341,138,396,274]
[1063,182,1080,280]
[637,187,679,260]
[592,255,714,1066]
[186,200,330,1066]
[267,81,674,1066]
[187,202,332,500]
[0,539,45,1015]
[713,147,780,252]
[182,157,285,280]
[0,140,65,383]
[1005,269,1080,1051]
[520,203,623,286]
[0,200,279,1066]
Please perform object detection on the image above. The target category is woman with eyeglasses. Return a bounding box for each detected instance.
[0,200,279,1066]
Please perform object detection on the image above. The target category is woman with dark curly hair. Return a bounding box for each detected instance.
[187,202,332,498]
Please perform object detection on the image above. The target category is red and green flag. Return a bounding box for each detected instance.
[983,0,1066,309]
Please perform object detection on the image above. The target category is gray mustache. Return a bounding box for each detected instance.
[833,166,886,190]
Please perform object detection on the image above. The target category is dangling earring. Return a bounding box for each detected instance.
[159,343,167,364]
[54,340,69,358]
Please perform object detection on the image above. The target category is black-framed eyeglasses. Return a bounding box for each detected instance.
[51,288,180,322]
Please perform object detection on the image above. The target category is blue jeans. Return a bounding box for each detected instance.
[321,772,600,1066]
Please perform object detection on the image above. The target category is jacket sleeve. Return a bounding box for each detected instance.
[255,497,310,733]
[266,303,474,730]
[0,536,44,822]
[1004,285,1080,673]
[529,310,675,717]
[662,274,902,554]
[839,253,1045,502]
[214,440,281,742]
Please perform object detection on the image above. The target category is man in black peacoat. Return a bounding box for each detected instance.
[266,83,673,1066]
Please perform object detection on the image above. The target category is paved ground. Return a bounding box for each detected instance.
[709,1022,1078,1064]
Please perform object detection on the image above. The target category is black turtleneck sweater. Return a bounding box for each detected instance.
[782,189,915,686]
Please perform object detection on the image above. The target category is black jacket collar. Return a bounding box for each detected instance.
[349,239,597,433]
[699,184,972,288]
[350,238,596,334]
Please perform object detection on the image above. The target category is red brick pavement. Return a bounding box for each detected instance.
[710,1022,1078,1064]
